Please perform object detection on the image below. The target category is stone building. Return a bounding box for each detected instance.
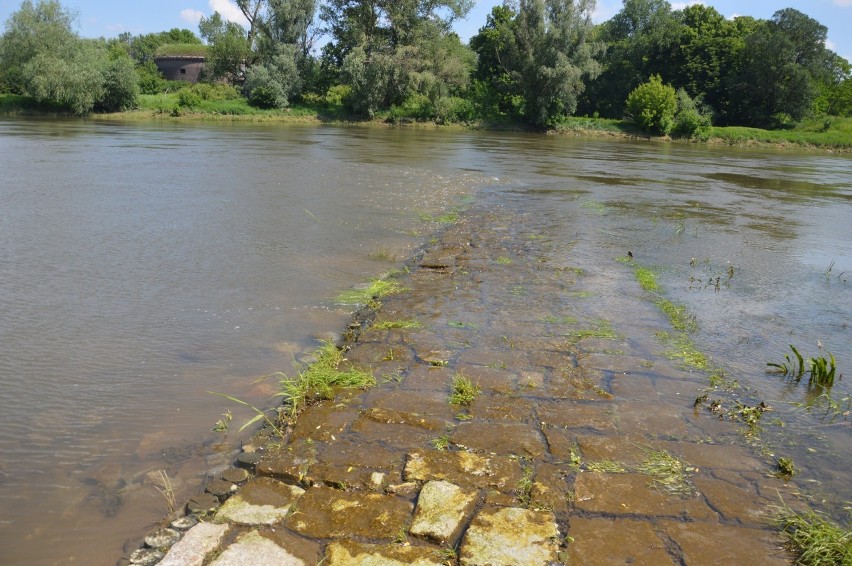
[154,55,206,83]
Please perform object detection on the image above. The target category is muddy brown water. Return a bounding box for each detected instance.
[0,120,849,564]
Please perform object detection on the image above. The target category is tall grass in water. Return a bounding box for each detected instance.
[767,345,838,387]
[212,341,375,436]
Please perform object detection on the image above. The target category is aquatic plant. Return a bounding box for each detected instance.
[368,247,397,262]
[448,374,480,406]
[774,503,852,566]
[431,433,452,450]
[585,460,626,473]
[372,318,422,330]
[767,345,838,387]
[336,277,405,306]
[637,449,695,497]
[516,464,534,506]
[635,267,660,292]
[152,470,176,514]
[773,457,797,479]
[211,409,232,433]
[568,319,618,340]
[496,256,512,265]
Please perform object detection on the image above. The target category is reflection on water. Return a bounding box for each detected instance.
[0,120,850,564]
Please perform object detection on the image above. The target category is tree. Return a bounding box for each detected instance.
[581,0,681,118]
[727,9,830,126]
[244,43,302,107]
[815,53,851,117]
[469,5,523,118]
[626,74,676,134]
[0,0,77,93]
[0,0,138,113]
[470,0,602,127]
[199,12,252,82]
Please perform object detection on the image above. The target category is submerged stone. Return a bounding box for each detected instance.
[170,515,198,530]
[144,527,181,549]
[325,540,445,566]
[410,480,478,544]
[460,507,559,566]
[287,486,413,539]
[214,477,304,525]
[185,493,219,514]
[404,450,522,492]
[129,548,164,566]
[566,517,672,565]
[221,467,250,484]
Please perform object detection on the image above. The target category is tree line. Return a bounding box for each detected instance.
[1,0,849,132]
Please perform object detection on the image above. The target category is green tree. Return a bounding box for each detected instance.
[581,0,682,118]
[469,5,523,119]
[470,0,602,127]
[244,43,302,107]
[626,74,676,134]
[815,53,851,117]
[727,9,830,127]
[199,12,252,82]
[0,0,138,113]
[0,0,77,93]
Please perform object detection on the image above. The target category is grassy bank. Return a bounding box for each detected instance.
[3,93,851,150]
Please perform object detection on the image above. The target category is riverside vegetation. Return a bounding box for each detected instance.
[2,0,851,149]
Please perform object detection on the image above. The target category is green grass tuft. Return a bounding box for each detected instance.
[336,278,404,305]
[372,319,422,330]
[635,267,660,292]
[775,504,852,565]
[637,449,695,497]
[448,374,480,406]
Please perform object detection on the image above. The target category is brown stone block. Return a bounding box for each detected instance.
[410,480,478,545]
[677,442,765,473]
[315,439,401,470]
[573,473,716,520]
[537,401,616,432]
[288,402,358,443]
[694,477,773,526]
[566,517,673,565]
[256,441,318,484]
[659,520,791,565]
[530,463,570,513]
[454,366,518,394]
[615,402,692,439]
[363,389,456,421]
[575,434,645,466]
[470,395,536,423]
[450,423,547,459]
[287,486,413,540]
[404,450,522,492]
[401,365,455,392]
[350,416,437,446]
[542,427,578,461]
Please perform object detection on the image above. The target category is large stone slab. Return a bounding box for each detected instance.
[565,517,673,565]
[450,423,546,459]
[693,477,773,526]
[460,507,559,566]
[573,473,716,520]
[210,531,305,566]
[287,486,413,539]
[404,450,522,492]
[325,541,445,566]
[410,480,478,545]
[158,522,228,566]
[214,477,304,526]
[659,520,791,565]
[537,401,616,432]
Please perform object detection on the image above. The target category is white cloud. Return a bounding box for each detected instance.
[826,39,837,51]
[209,0,249,26]
[833,0,852,7]
[180,9,204,25]
[671,1,702,10]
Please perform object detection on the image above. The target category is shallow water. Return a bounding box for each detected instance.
[0,121,849,564]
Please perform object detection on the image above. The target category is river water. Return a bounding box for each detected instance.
[0,120,849,564]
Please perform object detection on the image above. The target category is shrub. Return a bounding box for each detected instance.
[433,96,475,124]
[176,87,201,108]
[626,75,677,135]
[325,84,351,107]
[672,88,712,140]
[96,55,139,112]
[244,45,301,110]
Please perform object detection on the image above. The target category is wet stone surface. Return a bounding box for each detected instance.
[130,204,794,565]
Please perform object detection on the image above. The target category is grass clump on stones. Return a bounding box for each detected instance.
[448,374,480,406]
[568,319,618,341]
[637,449,695,497]
[336,277,404,306]
[774,504,852,566]
[372,318,422,330]
[276,342,375,420]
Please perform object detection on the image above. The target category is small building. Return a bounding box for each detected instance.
[154,55,206,83]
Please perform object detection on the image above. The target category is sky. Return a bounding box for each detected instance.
[0,0,850,61]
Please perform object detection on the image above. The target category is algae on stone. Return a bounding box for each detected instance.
[410,480,478,544]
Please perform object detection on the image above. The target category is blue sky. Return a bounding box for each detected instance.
[1,0,850,61]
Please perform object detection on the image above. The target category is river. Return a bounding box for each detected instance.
[0,119,849,565]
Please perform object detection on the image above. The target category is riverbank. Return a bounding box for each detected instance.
[124,199,810,565]
[2,93,851,152]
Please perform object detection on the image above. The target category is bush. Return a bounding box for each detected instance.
[95,55,139,112]
[176,87,202,108]
[388,94,433,122]
[672,89,712,140]
[433,96,475,124]
[325,84,351,107]
[626,75,677,135]
[244,45,302,109]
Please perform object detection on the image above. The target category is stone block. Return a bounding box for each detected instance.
[158,522,228,566]
[410,480,478,545]
[460,507,559,566]
[214,477,304,526]
[287,486,413,539]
